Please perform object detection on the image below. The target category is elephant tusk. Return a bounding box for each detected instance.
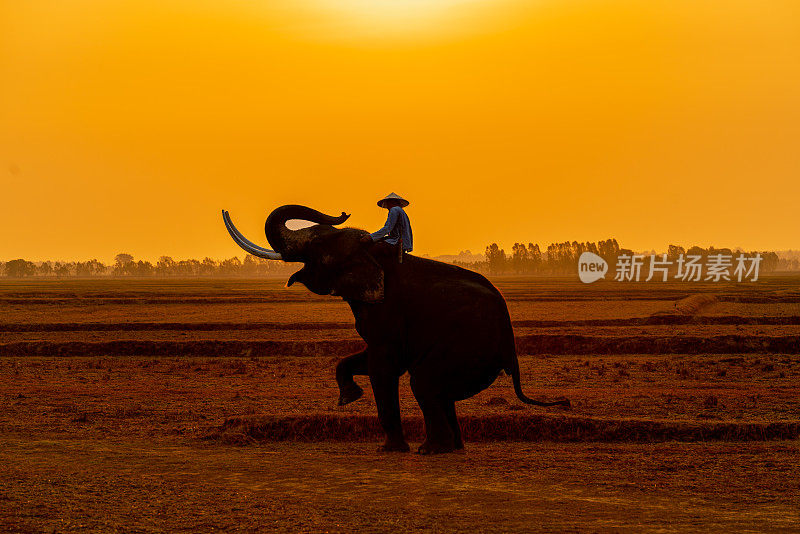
[223,210,277,254]
[221,210,283,260]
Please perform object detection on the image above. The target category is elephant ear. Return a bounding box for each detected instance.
[332,250,384,303]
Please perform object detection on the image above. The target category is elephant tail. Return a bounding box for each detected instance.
[498,295,570,408]
[507,360,571,408]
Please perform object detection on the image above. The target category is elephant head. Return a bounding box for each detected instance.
[222,205,384,302]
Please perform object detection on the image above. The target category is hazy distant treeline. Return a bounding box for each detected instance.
[454,240,788,275]
[1,254,299,278]
[1,243,795,278]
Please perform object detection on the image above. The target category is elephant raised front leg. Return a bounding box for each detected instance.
[335,350,368,406]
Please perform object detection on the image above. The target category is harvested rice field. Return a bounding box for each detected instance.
[2,276,799,532]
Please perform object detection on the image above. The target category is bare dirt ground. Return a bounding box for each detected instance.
[4,438,798,532]
[1,276,800,532]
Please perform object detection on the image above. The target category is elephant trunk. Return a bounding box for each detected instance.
[265,204,350,261]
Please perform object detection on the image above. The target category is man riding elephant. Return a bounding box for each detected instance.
[360,192,413,264]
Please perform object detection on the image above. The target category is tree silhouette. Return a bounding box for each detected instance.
[485,243,507,274]
[37,261,53,277]
[4,259,36,277]
[511,243,527,274]
[114,253,135,276]
[667,245,685,262]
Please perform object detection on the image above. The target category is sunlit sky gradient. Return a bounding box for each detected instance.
[1,0,799,262]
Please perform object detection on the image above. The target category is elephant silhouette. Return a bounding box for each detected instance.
[223,205,570,454]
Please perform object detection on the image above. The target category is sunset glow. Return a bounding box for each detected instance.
[1,0,799,262]
[310,0,491,24]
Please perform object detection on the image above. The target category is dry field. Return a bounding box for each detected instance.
[2,275,800,532]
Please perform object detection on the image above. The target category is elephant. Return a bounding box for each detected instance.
[222,204,570,454]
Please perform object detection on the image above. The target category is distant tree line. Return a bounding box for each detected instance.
[451,240,786,275]
[1,254,299,278]
[472,239,624,275]
[0,244,793,278]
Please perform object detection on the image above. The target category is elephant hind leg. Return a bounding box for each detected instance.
[411,378,456,454]
[444,401,463,450]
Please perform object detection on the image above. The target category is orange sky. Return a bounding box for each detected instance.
[1,0,799,262]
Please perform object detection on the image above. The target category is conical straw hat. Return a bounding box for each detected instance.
[377,192,410,208]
